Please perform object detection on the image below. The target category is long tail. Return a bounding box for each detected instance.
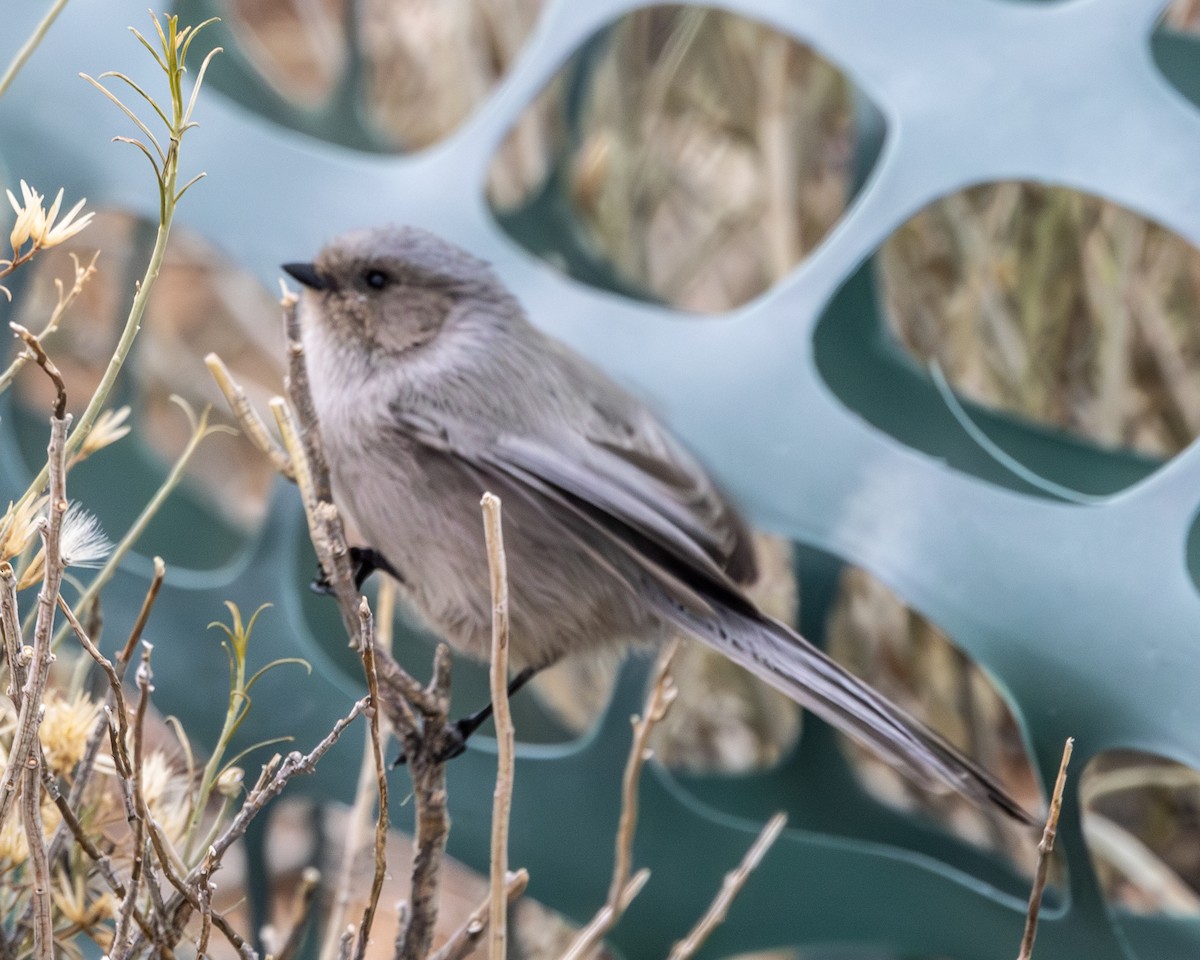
[662,596,1037,826]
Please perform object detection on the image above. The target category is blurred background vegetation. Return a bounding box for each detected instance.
[13,1,1200,956]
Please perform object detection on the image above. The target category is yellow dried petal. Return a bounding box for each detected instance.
[39,691,101,775]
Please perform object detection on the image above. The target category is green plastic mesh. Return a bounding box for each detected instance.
[4,1,1200,957]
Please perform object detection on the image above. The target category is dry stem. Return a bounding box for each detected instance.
[481,492,515,960]
[124,698,370,958]
[262,292,457,957]
[1017,737,1073,960]
[205,352,293,479]
[560,639,681,960]
[666,812,787,960]
[273,867,323,960]
[0,413,69,837]
[428,869,529,960]
[351,597,390,960]
[0,252,97,394]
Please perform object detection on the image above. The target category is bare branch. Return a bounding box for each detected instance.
[666,812,787,960]
[560,640,680,960]
[125,699,369,958]
[351,597,389,960]
[120,554,166,671]
[0,414,70,835]
[429,869,529,960]
[560,870,651,960]
[1017,738,1074,960]
[481,492,515,960]
[396,645,454,960]
[281,291,331,503]
[11,323,66,420]
[205,352,293,479]
[22,758,53,960]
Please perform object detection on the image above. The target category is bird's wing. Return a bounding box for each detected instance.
[389,408,1036,826]
[394,394,758,587]
[571,393,759,585]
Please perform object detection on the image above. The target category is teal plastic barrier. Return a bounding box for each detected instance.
[4,1,1200,956]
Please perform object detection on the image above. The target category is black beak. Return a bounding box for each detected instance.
[282,262,330,291]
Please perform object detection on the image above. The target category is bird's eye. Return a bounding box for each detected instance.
[364,269,389,290]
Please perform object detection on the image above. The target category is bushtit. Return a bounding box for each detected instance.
[283,226,1034,825]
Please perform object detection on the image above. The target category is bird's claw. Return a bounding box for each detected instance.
[391,720,471,767]
[310,546,404,595]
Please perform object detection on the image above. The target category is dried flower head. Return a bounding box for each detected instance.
[0,495,46,563]
[0,813,27,869]
[17,502,111,589]
[60,503,112,568]
[39,691,101,776]
[53,870,115,931]
[0,789,60,870]
[215,765,244,797]
[72,406,132,465]
[141,750,191,845]
[5,180,94,256]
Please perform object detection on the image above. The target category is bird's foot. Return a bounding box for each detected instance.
[391,667,538,767]
[310,546,402,594]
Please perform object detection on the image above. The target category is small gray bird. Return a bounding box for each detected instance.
[283,225,1034,825]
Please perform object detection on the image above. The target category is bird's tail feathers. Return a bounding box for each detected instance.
[677,603,1038,826]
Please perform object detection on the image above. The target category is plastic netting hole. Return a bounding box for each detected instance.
[1151,7,1200,116]
[487,3,872,313]
[879,183,1200,464]
[1080,749,1200,960]
[825,566,1043,876]
[222,0,349,107]
[816,182,1190,500]
[203,0,544,153]
[3,210,280,572]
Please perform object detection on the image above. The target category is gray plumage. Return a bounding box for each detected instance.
[289,225,1035,826]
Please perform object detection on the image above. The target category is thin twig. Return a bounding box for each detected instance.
[560,870,651,960]
[0,253,98,395]
[110,713,146,960]
[1,564,25,706]
[429,869,529,960]
[120,554,165,670]
[610,640,679,905]
[481,492,515,960]
[205,352,294,479]
[273,866,322,960]
[397,645,454,960]
[0,414,70,835]
[666,812,787,960]
[59,403,219,645]
[351,597,389,960]
[1017,737,1073,960]
[560,640,680,960]
[337,926,354,960]
[42,560,159,869]
[0,0,71,99]
[125,699,369,958]
[10,323,66,420]
[22,758,53,960]
[281,289,331,503]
